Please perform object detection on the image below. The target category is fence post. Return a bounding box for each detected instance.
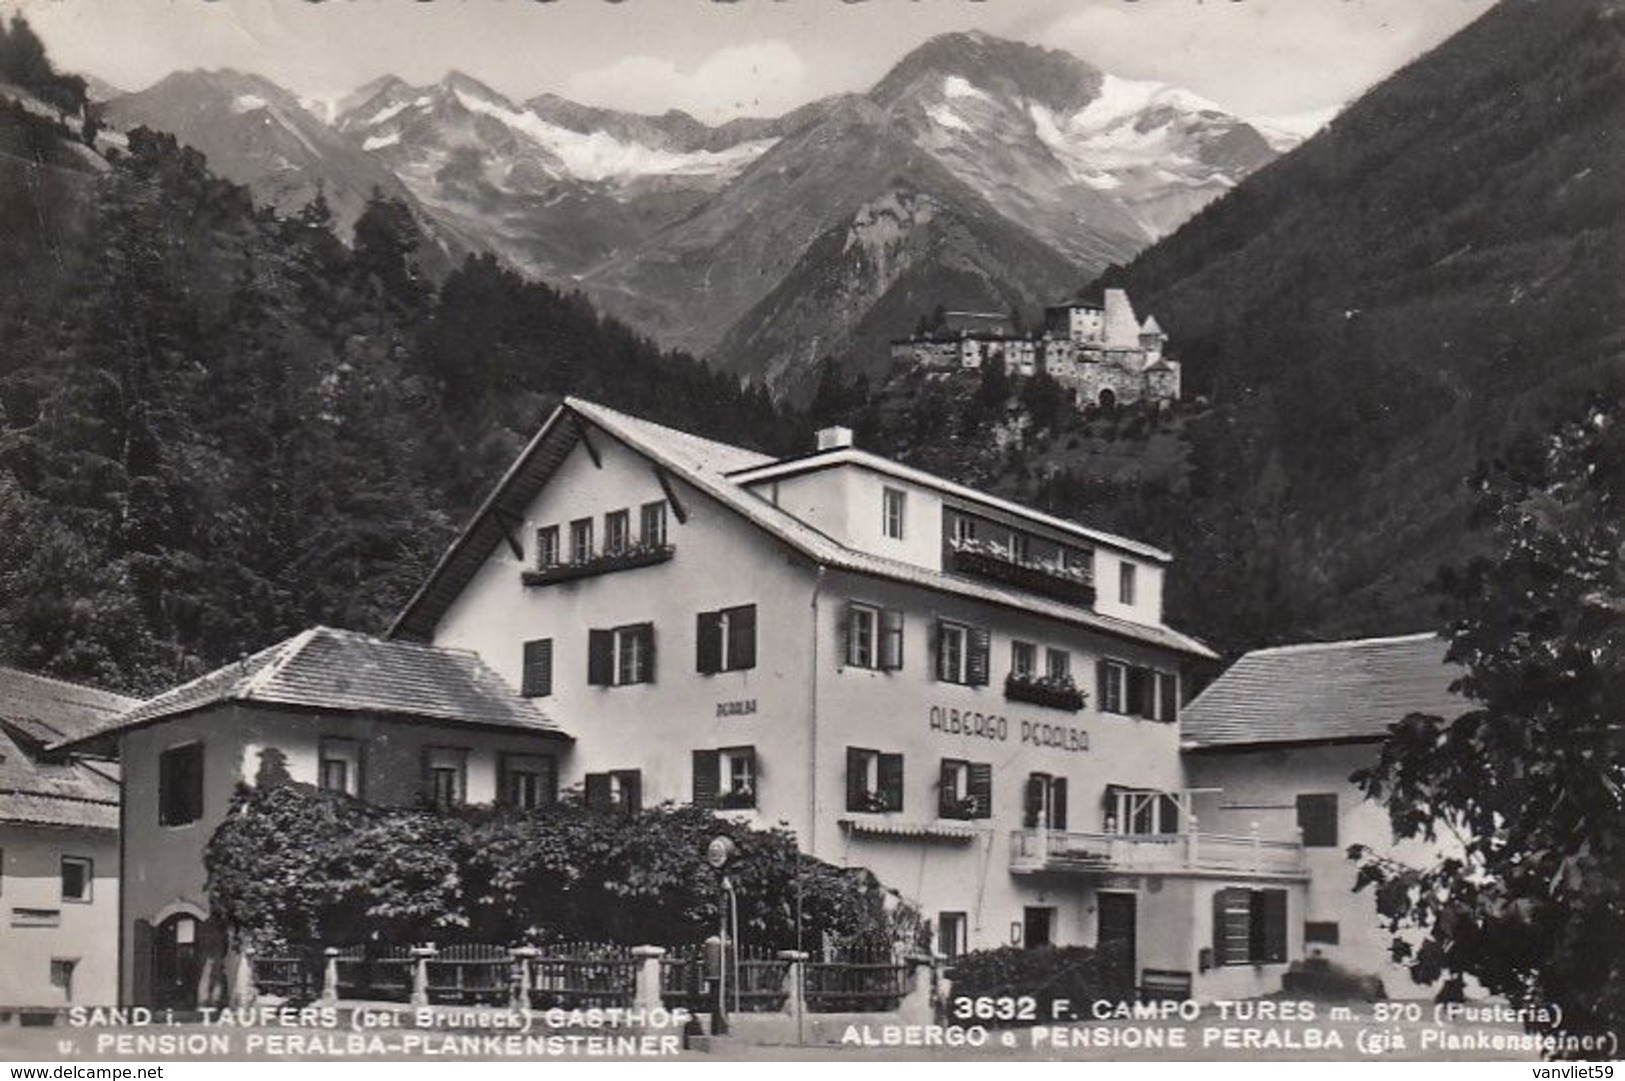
[899,954,935,1026]
[320,947,340,1007]
[509,947,538,1011]
[230,946,256,1008]
[632,946,667,1013]
[410,945,437,1008]
[777,950,808,1041]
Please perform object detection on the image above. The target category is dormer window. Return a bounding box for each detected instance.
[605,509,630,555]
[882,487,906,540]
[1119,562,1138,606]
[570,518,594,563]
[536,526,560,568]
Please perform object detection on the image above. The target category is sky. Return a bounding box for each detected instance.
[7,0,1495,131]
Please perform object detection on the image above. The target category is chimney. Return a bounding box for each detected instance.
[815,426,854,451]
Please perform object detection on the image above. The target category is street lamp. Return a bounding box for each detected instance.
[705,836,739,1031]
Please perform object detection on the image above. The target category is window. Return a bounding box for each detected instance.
[423,746,467,810]
[950,513,977,545]
[585,769,641,816]
[500,753,557,810]
[1119,562,1138,606]
[1011,641,1036,678]
[60,857,92,904]
[640,501,667,547]
[938,912,968,959]
[1296,793,1339,848]
[536,525,560,568]
[569,518,594,563]
[1023,906,1055,950]
[697,605,757,674]
[588,624,656,686]
[1214,888,1288,966]
[847,604,877,668]
[50,958,77,1003]
[1097,661,1178,722]
[938,759,992,820]
[846,747,904,812]
[935,620,989,685]
[1305,921,1340,945]
[1024,773,1068,830]
[1045,648,1071,681]
[521,638,554,697]
[604,509,630,554]
[693,746,757,810]
[882,487,906,540]
[1099,661,1125,714]
[158,742,204,826]
[319,738,360,797]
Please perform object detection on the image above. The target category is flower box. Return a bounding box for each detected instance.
[522,543,674,586]
[1005,673,1087,712]
[947,540,1096,608]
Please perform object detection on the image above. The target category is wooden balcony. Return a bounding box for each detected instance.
[522,543,674,586]
[1009,828,1308,879]
[946,540,1096,607]
[1004,673,1087,712]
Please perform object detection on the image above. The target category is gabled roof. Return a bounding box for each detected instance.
[390,398,1215,659]
[0,667,134,829]
[56,627,567,749]
[1182,633,1466,750]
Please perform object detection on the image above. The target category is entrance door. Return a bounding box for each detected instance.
[1022,906,1055,949]
[1097,893,1137,1001]
[152,914,201,1009]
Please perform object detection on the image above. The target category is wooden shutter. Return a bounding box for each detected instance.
[1050,777,1068,830]
[587,629,613,685]
[1258,889,1288,963]
[1096,659,1112,713]
[730,605,757,670]
[846,747,868,811]
[1214,888,1252,966]
[696,612,722,674]
[1024,775,1044,829]
[930,619,944,680]
[1127,666,1151,717]
[938,760,959,819]
[692,750,720,808]
[1296,793,1339,847]
[522,639,553,697]
[879,753,905,812]
[968,762,993,820]
[585,772,611,812]
[967,625,991,686]
[879,609,904,670]
[838,603,853,667]
[636,623,656,682]
[1157,671,1178,722]
[620,770,642,814]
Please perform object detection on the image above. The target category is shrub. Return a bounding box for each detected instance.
[945,945,1120,1022]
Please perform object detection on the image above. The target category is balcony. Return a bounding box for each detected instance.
[946,538,1095,608]
[522,542,674,586]
[1009,828,1308,879]
[1004,672,1087,712]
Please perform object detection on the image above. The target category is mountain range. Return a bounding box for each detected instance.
[104,31,1288,391]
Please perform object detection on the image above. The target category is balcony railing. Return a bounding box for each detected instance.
[1005,672,1087,712]
[1009,828,1308,878]
[522,542,674,586]
[946,538,1095,607]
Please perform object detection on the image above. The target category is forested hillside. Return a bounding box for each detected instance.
[0,19,794,695]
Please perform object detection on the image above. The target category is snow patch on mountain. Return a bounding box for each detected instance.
[924,102,972,133]
[942,75,992,102]
[230,94,269,114]
[362,132,402,151]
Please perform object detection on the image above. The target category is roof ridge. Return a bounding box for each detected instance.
[1244,631,1441,657]
[239,627,321,700]
[565,398,770,469]
[0,665,139,706]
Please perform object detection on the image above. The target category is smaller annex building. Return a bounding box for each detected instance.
[1,667,135,1009]
[59,628,571,1009]
[1181,633,1467,997]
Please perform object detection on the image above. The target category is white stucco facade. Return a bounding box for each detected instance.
[0,824,119,1007]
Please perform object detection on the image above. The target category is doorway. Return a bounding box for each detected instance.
[1097,892,1137,1000]
[1022,906,1055,949]
[152,914,201,1009]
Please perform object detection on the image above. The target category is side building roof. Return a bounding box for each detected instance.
[55,626,568,751]
[0,667,136,830]
[1181,632,1467,751]
[389,398,1215,658]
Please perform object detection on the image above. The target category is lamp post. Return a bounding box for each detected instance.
[705,836,738,1035]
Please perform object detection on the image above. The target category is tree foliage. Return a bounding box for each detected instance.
[1352,396,1625,1058]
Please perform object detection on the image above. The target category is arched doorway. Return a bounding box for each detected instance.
[152,913,202,1009]
[1098,388,1117,410]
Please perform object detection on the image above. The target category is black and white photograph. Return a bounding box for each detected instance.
[0,0,1620,1068]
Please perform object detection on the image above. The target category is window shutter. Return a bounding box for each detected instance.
[938,760,958,819]
[588,630,613,685]
[839,604,853,667]
[1296,794,1339,847]
[967,625,991,686]
[1050,777,1068,830]
[1024,775,1044,829]
[931,619,944,681]
[879,753,905,812]
[585,773,611,812]
[968,762,993,820]
[846,747,867,811]
[731,605,757,670]
[621,770,642,814]
[1096,659,1111,713]
[1214,888,1252,966]
[696,612,722,675]
[1261,890,1288,963]
[1157,671,1178,723]
[522,639,553,697]
[879,609,904,670]
[692,750,720,809]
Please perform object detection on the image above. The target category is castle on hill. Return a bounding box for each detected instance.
[889,288,1181,410]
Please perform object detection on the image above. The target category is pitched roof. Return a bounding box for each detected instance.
[0,667,134,829]
[390,398,1216,658]
[1182,633,1467,750]
[56,627,567,749]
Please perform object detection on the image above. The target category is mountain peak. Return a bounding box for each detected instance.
[439,70,508,103]
[870,30,1102,114]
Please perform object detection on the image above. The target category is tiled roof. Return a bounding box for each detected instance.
[391,399,1214,658]
[0,667,132,829]
[1182,633,1467,750]
[56,627,567,748]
